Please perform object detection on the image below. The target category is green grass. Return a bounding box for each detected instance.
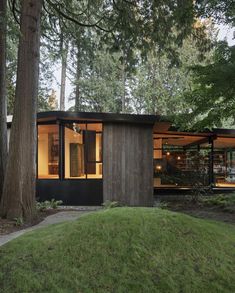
[0,208,235,293]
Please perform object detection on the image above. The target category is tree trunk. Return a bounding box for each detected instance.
[121,60,126,113]
[75,45,80,111]
[59,36,68,111]
[0,0,8,200]
[0,0,43,220]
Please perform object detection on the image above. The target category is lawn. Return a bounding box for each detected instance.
[0,208,235,293]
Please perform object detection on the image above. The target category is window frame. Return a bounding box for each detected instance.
[37,120,103,180]
[37,121,61,180]
[62,120,103,180]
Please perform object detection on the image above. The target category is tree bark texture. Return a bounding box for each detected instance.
[75,45,80,111]
[0,0,43,220]
[0,0,7,200]
[59,36,68,111]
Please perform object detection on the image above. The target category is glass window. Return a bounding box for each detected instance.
[65,123,86,179]
[214,137,235,187]
[38,124,59,179]
[64,123,102,179]
[153,134,210,187]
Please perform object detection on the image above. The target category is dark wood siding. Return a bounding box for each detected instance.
[103,123,153,206]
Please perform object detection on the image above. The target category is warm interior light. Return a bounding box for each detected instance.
[166,152,170,156]
[156,165,162,170]
[177,156,181,160]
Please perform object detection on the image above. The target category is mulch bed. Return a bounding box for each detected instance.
[0,209,61,236]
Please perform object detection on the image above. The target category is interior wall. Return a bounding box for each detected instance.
[64,127,83,178]
[38,133,48,176]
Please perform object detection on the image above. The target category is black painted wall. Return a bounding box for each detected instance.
[36,179,103,205]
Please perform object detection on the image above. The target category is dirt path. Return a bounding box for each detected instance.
[0,211,92,247]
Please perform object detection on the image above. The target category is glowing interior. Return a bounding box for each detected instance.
[154,133,235,188]
[37,123,102,179]
[38,124,59,179]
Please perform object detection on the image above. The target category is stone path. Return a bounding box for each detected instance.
[0,210,98,247]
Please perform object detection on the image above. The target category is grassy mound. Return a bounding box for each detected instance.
[0,208,235,293]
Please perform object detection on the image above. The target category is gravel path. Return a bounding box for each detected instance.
[0,210,94,247]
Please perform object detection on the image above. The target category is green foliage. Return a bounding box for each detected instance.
[201,194,235,211]
[130,39,210,115]
[102,200,121,209]
[0,208,235,292]
[157,201,169,209]
[70,50,124,112]
[13,217,24,226]
[190,183,212,203]
[36,199,63,211]
[178,41,235,130]
[195,0,235,25]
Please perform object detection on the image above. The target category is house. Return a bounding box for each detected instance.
[7,111,235,205]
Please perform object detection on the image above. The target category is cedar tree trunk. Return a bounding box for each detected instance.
[59,36,68,111]
[0,0,7,200]
[0,0,43,220]
[75,45,80,111]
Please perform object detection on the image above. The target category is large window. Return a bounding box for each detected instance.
[38,124,59,179]
[213,137,235,187]
[153,134,210,187]
[64,123,102,179]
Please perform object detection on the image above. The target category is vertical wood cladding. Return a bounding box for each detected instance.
[103,123,153,206]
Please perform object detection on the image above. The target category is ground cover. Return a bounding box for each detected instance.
[165,194,235,224]
[0,207,234,293]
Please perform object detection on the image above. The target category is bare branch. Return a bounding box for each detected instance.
[46,0,115,33]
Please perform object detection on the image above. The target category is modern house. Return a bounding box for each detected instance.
[7,111,235,205]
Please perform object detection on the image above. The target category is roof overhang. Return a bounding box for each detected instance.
[37,111,161,125]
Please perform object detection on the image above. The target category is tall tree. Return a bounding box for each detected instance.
[179,41,235,130]
[0,0,43,219]
[59,21,68,111]
[0,0,7,200]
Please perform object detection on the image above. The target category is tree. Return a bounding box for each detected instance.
[195,0,235,26]
[129,30,214,116]
[71,50,124,112]
[0,0,7,200]
[179,41,235,130]
[0,0,43,219]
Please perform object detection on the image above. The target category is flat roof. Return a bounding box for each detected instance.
[37,111,162,125]
[6,111,235,137]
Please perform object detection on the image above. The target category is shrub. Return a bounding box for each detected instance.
[102,200,121,209]
[201,194,235,211]
[36,199,63,211]
[13,217,24,226]
[190,183,212,204]
[50,199,63,209]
